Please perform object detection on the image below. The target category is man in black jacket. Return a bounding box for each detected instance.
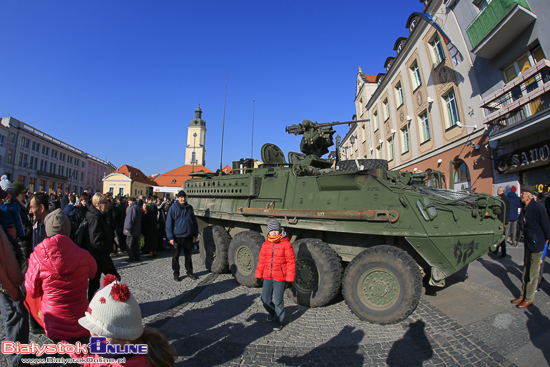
[87,193,120,301]
[511,186,550,308]
[493,186,511,258]
[166,190,198,281]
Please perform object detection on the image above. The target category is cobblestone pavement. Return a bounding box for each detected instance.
[1,244,549,366]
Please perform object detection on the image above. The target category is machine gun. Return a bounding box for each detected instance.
[285,119,368,157]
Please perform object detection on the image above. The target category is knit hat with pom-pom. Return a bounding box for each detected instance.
[78,274,143,340]
[0,175,13,192]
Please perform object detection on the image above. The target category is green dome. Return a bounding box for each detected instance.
[189,106,206,127]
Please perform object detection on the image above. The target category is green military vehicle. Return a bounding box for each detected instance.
[185,120,505,324]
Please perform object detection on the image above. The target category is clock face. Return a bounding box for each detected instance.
[416,91,423,106]
[399,110,405,122]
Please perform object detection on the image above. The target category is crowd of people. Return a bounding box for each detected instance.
[0,177,181,367]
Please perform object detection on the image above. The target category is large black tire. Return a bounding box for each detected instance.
[199,225,231,273]
[228,231,263,288]
[286,238,343,308]
[342,245,422,325]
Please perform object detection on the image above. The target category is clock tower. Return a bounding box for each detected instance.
[185,106,207,166]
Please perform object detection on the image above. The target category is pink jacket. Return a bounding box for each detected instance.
[25,234,97,341]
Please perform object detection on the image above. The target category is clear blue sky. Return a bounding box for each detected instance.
[1,0,424,176]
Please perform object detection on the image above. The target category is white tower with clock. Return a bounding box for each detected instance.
[185,106,207,167]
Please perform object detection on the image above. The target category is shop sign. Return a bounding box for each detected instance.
[496,143,550,174]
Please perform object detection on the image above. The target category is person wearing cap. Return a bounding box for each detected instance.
[25,208,97,343]
[166,190,199,281]
[510,185,550,309]
[123,196,142,262]
[255,219,296,331]
[506,186,521,248]
[0,175,25,244]
[74,275,176,366]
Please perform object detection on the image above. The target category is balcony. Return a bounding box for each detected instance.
[467,0,536,59]
[481,59,550,139]
[37,170,68,181]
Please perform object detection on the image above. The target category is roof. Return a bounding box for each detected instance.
[222,165,233,174]
[154,165,214,187]
[359,73,377,83]
[116,164,157,186]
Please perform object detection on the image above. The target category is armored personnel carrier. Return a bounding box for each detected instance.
[185,120,504,324]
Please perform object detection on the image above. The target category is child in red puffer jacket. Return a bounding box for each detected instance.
[255,219,295,331]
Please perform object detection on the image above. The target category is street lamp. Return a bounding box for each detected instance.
[456,121,477,129]
[349,135,355,158]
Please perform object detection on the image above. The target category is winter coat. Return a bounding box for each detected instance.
[507,191,520,221]
[524,199,550,253]
[0,228,24,299]
[255,235,296,282]
[498,193,510,225]
[124,203,142,238]
[17,200,33,260]
[87,204,114,255]
[165,203,198,240]
[25,234,97,340]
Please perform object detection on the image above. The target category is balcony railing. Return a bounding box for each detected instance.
[467,0,536,58]
[467,0,530,48]
[481,59,550,135]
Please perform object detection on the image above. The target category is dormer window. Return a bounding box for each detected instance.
[397,44,403,53]
[172,179,177,184]
[409,19,416,33]
[386,64,391,72]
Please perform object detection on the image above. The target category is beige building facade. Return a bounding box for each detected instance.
[347,1,493,194]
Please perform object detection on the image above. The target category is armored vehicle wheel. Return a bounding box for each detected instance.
[199,225,230,273]
[228,231,263,288]
[342,245,422,325]
[286,238,343,307]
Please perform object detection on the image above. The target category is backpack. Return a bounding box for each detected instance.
[75,219,89,250]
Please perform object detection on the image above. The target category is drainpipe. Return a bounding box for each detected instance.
[449,160,455,190]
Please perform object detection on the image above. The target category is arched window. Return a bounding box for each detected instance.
[454,161,471,191]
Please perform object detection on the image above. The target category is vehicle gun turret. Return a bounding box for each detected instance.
[285,119,368,157]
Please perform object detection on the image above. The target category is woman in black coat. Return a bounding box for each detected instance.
[86,193,120,301]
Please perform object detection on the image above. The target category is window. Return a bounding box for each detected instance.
[401,126,410,153]
[191,152,196,163]
[387,137,394,161]
[0,135,4,147]
[361,124,366,143]
[109,185,114,193]
[430,34,446,65]
[419,111,431,142]
[383,99,390,121]
[18,153,23,167]
[119,187,124,196]
[454,161,471,183]
[444,89,460,127]
[395,83,404,106]
[410,61,422,89]
[7,150,13,164]
[9,133,15,143]
[373,111,379,131]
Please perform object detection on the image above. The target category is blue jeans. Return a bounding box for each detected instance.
[261,279,286,324]
[0,288,29,367]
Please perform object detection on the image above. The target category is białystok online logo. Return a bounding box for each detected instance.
[2,337,147,356]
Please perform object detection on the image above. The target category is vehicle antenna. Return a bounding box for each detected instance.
[220,73,228,171]
[251,99,255,159]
